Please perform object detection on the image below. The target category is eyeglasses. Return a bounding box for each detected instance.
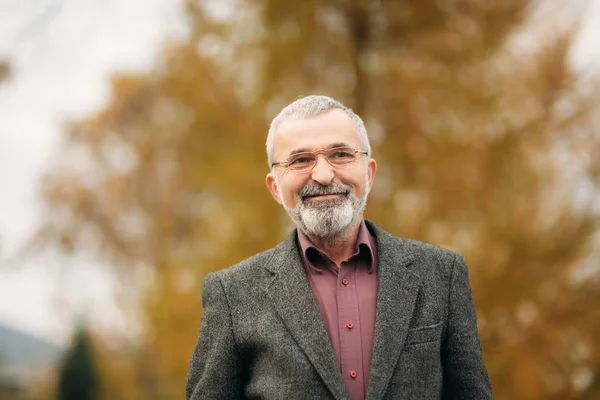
[271,146,369,172]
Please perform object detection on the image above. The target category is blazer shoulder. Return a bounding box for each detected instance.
[370,220,461,280]
[370,220,457,262]
[391,236,464,288]
[210,246,278,285]
[401,236,459,262]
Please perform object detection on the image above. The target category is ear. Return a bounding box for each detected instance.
[266,172,283,205]
[367,158,377,191]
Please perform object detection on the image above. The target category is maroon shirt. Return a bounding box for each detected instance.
[297,220,378,400]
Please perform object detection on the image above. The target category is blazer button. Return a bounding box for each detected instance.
[349,370,357,379]
[346,322,354,329]
[342,278,349,285]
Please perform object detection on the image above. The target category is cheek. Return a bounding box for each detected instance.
[338,170,367,193]
[279,177,305,203]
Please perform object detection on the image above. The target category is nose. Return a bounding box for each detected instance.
[310,154,335,185]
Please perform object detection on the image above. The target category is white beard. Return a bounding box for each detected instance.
[278,178,369,239]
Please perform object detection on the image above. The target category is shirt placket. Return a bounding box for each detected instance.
[337,259,364,400]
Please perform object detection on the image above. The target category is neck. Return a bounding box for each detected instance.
[305,219,362,266]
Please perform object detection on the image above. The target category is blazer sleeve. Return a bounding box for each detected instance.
[186,272,244,400]
[442,253,493,399]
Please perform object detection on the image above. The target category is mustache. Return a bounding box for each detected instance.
[299,181,351,199]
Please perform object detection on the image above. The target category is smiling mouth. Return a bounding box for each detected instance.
[303,193,347,201]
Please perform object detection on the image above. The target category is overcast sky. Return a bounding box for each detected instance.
[0,0,599,345]
[0,0,185,344]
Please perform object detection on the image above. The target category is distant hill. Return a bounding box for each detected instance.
[0,322,61,367]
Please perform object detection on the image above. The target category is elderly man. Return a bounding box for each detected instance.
[186,95,492,399]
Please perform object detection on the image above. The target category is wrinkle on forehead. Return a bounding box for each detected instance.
[289,142,353,156]
[272,109,360,160]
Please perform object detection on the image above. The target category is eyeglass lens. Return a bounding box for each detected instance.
[287,148,356,170]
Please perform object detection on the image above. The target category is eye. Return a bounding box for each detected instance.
[289,154,314,165]
[329,149,354,159]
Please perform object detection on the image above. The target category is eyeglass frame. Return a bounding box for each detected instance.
[270,146,369,172]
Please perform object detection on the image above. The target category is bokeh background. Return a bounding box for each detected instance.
[1,0,600,399]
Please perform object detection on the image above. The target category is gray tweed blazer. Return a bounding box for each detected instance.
[186,220,492,399]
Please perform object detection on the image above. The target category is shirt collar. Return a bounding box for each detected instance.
[297,219,377,273]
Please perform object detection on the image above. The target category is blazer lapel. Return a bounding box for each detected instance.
[265,231,348,400]
[365,223,420,400]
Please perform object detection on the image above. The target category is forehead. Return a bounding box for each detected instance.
[273,108,360,156]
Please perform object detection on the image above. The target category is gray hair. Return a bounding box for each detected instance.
[266,95,371,167]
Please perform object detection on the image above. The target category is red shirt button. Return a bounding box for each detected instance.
[346,321,354,329]
[342,279,349,285]
[350,370,357,378]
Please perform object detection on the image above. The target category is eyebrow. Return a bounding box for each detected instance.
[288,142,351,156]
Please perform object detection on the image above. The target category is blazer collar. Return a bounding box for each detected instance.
[264,221,420,400]
[364,221,420,400]
[264,229,348,400]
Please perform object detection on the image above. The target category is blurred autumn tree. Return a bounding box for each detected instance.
[30,0,600,399]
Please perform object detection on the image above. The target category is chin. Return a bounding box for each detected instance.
[300,207,356,238]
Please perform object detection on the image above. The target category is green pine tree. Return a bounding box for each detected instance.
[56,325,98,400]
